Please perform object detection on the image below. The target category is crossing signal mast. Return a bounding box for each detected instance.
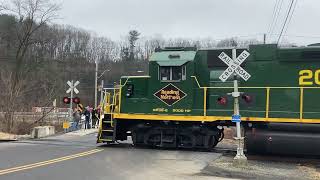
[218,48,251,166]
[64,80,80,122]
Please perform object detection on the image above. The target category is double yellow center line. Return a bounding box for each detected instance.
[0,149,103,176]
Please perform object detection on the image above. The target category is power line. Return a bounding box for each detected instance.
[277,0,296,44]
[270,0,284,38]
[282,0,298,41]
[268,34,320,39]
[267,0,280,35]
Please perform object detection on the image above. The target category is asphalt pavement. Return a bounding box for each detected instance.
[0,130,229,180]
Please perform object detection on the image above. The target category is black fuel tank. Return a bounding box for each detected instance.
[245,123,320,156]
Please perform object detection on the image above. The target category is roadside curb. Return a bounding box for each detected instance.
[0,139,17,142]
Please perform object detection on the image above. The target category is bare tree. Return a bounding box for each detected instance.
[0,0,60,132]
[216,38,238,48]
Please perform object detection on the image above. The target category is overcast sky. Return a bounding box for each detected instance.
[57,0,320,45]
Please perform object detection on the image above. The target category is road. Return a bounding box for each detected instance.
[0,130,231,180]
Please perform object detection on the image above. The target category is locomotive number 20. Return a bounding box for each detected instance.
[299,70,320,85]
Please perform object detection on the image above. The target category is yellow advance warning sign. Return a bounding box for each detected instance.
[63,121,70,129]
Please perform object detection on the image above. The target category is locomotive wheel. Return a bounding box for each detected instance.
[130,122,225,150]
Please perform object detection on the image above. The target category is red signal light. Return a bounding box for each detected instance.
[73,97,80,104]
[217,96,227,105]
[241,94,252,103]
[63,97,70,104]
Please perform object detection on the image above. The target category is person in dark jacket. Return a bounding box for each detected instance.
[73,108,81,130]
[83,106,91,129]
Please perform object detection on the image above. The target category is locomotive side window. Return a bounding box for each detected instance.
[160,67,170,81]
[182,65,186,80]
[159,65,186,81]
[172,66,182,80]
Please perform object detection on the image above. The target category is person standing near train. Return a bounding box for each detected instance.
[72,108,81,130]
[83,106,91,129]
[92,105,101,128]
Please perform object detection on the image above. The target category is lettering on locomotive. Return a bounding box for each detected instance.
[173,109,192,113]
[152,108,168,112]
[154,84,187,106]
[299,69,320,85]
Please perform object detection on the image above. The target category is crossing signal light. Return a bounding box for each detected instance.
[217,96,227,105]
[63,97,80,104]
[63,97,71,104]
[73,97,81,104]
[241,94,252,103]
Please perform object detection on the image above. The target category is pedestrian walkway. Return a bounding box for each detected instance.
[66,129,98,136]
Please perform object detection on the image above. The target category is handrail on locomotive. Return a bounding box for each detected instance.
[100,75,320,124]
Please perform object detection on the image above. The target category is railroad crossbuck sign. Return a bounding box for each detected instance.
[66,80,80,94]
[218,50,251,82]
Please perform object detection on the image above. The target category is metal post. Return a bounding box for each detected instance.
[95,60,98,108]
[100,80,104,105]
[69,80,73,121]
[232,48,247,166]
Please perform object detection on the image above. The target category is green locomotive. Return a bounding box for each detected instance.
[97,44,320,154]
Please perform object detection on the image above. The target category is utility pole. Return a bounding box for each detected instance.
[231,48,247,166]
[100,80,104,105]
[65,80,80,132]
[263,33,266,44]
[95,60,98,108]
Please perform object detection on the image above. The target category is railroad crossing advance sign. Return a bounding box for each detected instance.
[218,50,251,82]
[66,80,80,94]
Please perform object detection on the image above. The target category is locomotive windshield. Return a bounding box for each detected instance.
[159,65,186,81]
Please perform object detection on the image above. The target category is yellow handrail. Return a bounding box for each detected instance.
[191,75,312,119]
[202,85,306,119]
[203,87,207,116]
[300,87,304,120]
[191,75,320,89]
[265,87,270,119]
[102,76,311,121]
